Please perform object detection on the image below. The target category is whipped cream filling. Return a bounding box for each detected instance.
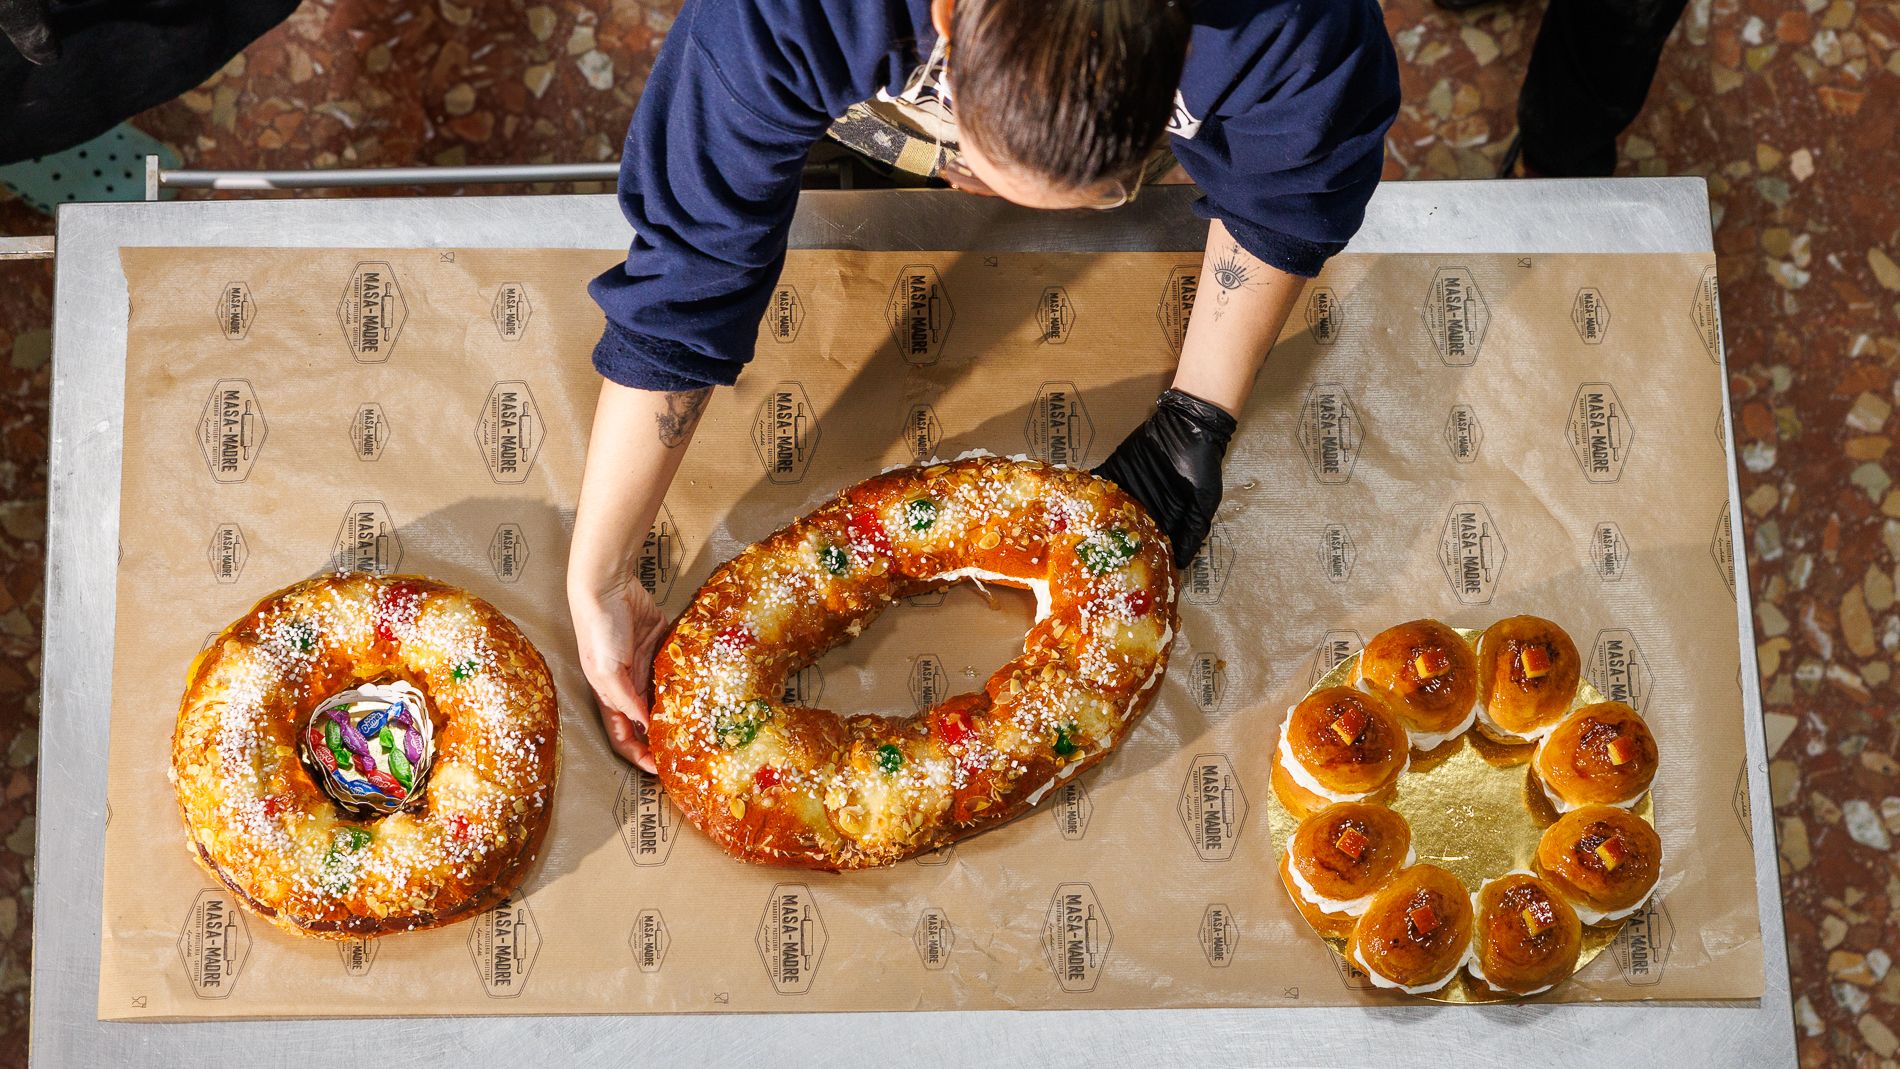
[1474,701,1556,745]
[1350,679,1475,751]
[1568,875,1659,926]
[1530,760,1647,815]
[1287,840,1419,916]
[1276,722,1411,804]
[1464,873,1559,996]
[1352,941,1465,996]
[926,567,1053,624]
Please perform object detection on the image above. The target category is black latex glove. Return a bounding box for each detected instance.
[0,0,57,65]
[1094,388,1236,569]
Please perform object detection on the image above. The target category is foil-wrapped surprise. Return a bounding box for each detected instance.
[302,681,435,816]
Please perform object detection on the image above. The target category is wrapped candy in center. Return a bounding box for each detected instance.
[302,681,435,816]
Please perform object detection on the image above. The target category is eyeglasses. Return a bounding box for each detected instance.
[937,147,1139,210]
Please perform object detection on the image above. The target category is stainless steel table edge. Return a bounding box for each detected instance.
[34,179,1793,1068]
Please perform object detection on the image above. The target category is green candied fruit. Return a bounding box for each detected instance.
[713,699,774,749]
[322,825,373,893]
[819,542,850,576]
[285,620,317,653]
[1075,527,1139,575]
[1052,724,1080,758]
[876,743,904,774]
[450,659,478,681]
[905,498,939,531]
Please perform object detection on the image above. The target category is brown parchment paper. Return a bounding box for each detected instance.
[100,245,1762,1020]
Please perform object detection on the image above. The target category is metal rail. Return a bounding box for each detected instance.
[149,160,620,195]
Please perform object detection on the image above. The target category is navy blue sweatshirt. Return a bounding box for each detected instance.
[590,0,1400,392]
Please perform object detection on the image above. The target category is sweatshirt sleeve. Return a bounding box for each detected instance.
[586,0,848,392]
[1172,0,1401,279]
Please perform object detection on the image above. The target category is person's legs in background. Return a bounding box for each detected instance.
[1510,0,1693,176]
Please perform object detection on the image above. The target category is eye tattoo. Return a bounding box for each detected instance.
[1212,251,1254,292]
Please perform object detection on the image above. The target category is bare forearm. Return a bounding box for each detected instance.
[1170,218,1306,417]
[568,380,711,598]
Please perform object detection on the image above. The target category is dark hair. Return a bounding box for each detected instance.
[950,0,1191,190]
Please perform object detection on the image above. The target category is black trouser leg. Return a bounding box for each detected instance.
[1516,0,1692,176]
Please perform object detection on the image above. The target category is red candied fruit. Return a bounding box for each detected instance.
[753,765,783,790]
[847,509,893,556]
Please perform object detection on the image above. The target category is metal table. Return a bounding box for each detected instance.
[34,181,1793,1067]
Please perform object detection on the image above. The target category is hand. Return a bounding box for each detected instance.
[1093,388,1237,568]
[568,572,669,773]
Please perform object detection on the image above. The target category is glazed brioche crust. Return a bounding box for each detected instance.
[1349,864,1475,986]
[1472,873,1582,993]
[1357,619,1480,734]
[172,574,558,938]
[1477,615,1582,735]
[1284,687,1408,794]
[1534,702,1659,806]
[1535,805,1663,912]
[1290,802,1413,900]
[650,456,1178,871]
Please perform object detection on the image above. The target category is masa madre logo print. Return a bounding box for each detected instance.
[1052,780,1092,840]
[337,261,407,362]
[1042,883,1112,992]
[214,281,255,340]
[887,264,953,364]
[177,888,250,999]
[1444,403,1483,464]
[1156,265,1198,355]
[197,379,266,482]
[488,523,529,583]
[1571,287,1611,344]
[349,402,389,461]
[913,907,954,971]
[615,765,680,867]
[1567,383,1634,483]
[332,500,401,574]
[476,381,545,484]
[752,381,820,484]
[1422,266,1489,366]
[1024,381,1094,466]
[491,282,532,341]
[766,284,804,344]
[631,909,669,974]
[1440,502,1505,604]
[207,523,247,584]
[468,895,540,997]
[1036,286,1077,344]
[1177,753,1247,862]
[757,884,827,994]
[1305,286,1345,345]
[1298,383,1362,485]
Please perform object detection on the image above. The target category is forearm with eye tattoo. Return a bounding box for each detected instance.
[655,387,712,448]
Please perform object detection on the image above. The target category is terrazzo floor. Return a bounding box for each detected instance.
[0,0,1894,1064]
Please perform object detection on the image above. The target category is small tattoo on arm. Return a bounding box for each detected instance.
[655,387,712,448]
[1211,246,1255,293]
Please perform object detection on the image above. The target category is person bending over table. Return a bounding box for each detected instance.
[569,0,1401,771]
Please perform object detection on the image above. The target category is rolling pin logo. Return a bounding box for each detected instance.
[1024,381,1095,467]
[207,522,247,584]
[1297,383,1361,484]
[887,264,954,364]
[1036,286,1077,344]
[1184,522,1234,604]
[488,523,529,583]
[1311,630,1363,687]
[1692,265,1722,362]
[766,284,804,344]
[780,664,824,707]
[477,380,545,484]
[757,884,827,994]
[490,282,532,341]
[331,500,401,574]
[1567,382,1634,483]
[615,765,680,867]
[1304,286,1344,345]
[349,402,388,461]
[908,654,947,711]
[1177,753,1247,862]
[913,908,955,971]
[1439,502,1505,604]
[1733,763,1752,844]
[1571,287,1611,344]
[901,403,943,463]
[337,261,407,362]
[1589,521,1630,582]
[1613,897,1672,985]
[1711,504,1735,595]
[752,381,820,483]
[1443,403,1483,464]
[1320,523,1355,583]
[1188,652,1226,714]
[1043,883,1112,992]
[338,937,378,978]
[1199,904,1239,967]
[1156,265,1199,355]
[197,379,267,482]
[630,909,669,974]
[214,281,255,341]
[1423,266,1489,366]
[177,888,251,999]
[468,895,540,997]
[1588,629,1653,714]
[637,506,682,604]
[1052,780,1092,840]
